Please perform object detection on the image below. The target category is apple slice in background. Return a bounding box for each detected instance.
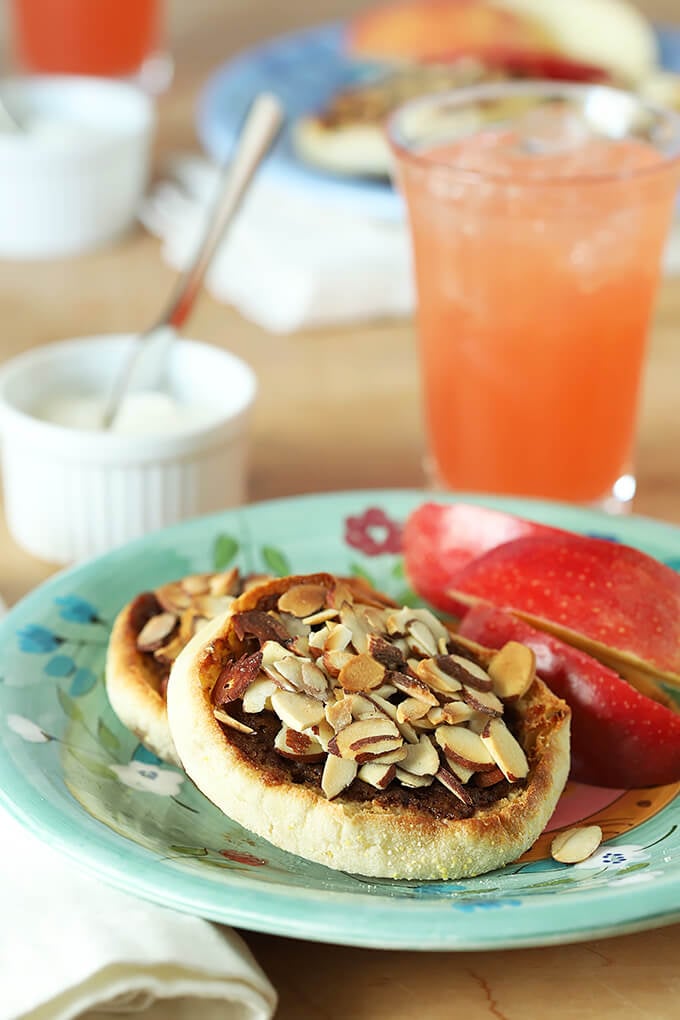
[402,502,561,615]
[449,532,680,687]
[458,603,680,788]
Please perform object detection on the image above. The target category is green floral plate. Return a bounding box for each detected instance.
[1,490,680,951]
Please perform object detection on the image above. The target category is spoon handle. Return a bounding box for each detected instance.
[161,92,284,330]
[100,92,283,429]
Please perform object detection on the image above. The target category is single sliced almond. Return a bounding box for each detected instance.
[358,762,396,789]
[435,767,474,811]
[153,610,199,665]
[156,582,192,614]
[389,671,439,706]
[349,692,385,720]
[488,642,536,701]
[274,724,325,762]
[400,734,440,776]
[277,583,328,618]
[406,619,439,658]
[435,725,497,771]
[270,690,326,731]
[321,755,357,799]
[302,719,335,752]
[444,756,475,784]
[193,593,236,619]
[303,608,340,627]
[289,634,310,658]
[397,697,431,724]
[137,612,177,652]
[385,607,414,637]
[439,701,476,725]
[437,654,493,692]
[415,658,462,695]
[326,579,356,609]
[328,716,402,762]
[209,568,240,597]
[480,718,529,782]
[261,640,295,667]
[395,767,433,788]
[338,653,386,692]
[298,659,329,700]
[369,746,408,764]
[270,655,305,691]
[325,696,353,733]
[551,825,603,864]
[339,604,370,653]
[461,685,504,717]
[181,574,211,596]
[213,707,255,734]
[213,650,264,706]
[325,622,353,652]
[367,634,406,671]
[373,682,397,700]
[242,676,278,714]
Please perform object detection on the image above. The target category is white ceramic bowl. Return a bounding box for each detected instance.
[0,76,154,257]
[0,335,257,563]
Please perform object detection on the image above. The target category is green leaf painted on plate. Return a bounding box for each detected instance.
[616,862,649,876]
[169,845,209,857]
[523,878,576,889]
[57,686,84,723]
[66,746,115,779]
[350,562,376,587]
[261,546,291,577]
[97,719,120,754]
[214,534,239,571]
[391,560,405,580]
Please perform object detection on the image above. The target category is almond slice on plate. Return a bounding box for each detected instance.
[551,825,603,864]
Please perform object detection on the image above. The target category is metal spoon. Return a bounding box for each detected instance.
[100,92,284,429]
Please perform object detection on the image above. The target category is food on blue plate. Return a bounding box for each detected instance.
[167,572,570,879]
[105,569,260,764]
[294,0,679,179]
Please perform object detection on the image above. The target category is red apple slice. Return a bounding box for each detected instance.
[458,603,680,788]
[448,532,680,686]
[403,502,560,614]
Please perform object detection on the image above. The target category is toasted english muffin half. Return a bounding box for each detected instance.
[105,568,267,765]
[167,572,570,879]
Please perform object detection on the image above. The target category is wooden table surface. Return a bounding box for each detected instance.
[2,1,680,1017]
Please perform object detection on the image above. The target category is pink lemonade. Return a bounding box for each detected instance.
[397,116,679,504]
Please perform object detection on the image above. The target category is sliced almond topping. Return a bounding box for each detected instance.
[321,755,357,800]
[400,735,440,776]
[406,619,438,658]
[274,724,325,762]
[371,695,420,744]
[154,610,200,665]
[435,767,474,811]
[396,697,430,724]
[181,574,210,596]
[444,756,475,784]
[411,608,451,644]
[156,582,192,614]
[480,718,529,782]
[269,655,304,691]
[369,746,408,764]
[213,650,264,706]
[427,705,445,726]
[233,610,292,646]
[137,612,177,652]
[193,593,236,619]
[339,604,371,653]
[389,671,439,706]
[326,579,357,609]
[289,634,310,657]
[349,693,386,720]
[488,642,536,701]
[328,716,402,762]
[214,707,255,734]
[242,676,278,714]
[260,640,295,667]
[325,622,353,652]
[366,633,406,671]
[277,583,327,618]
[439,701,476,725]
[270,690,326,731]
[358,762,396,790]
[395,768,433,788]
[372,682,397,700]
[435,725,497,772]
[461,685,504,717]
[473,766,506,788]
[437,654,493,692]
[209,568,239,597]
[338,653,386,692]
[322,649,355,678]
[307,625,330,657]
[303,607,340,627]
[551,825,603,864]
[302,719,335,752]
[385,607,414,636]
[325,696,353,733]
[298,660,329,700]
[415,658,462,694]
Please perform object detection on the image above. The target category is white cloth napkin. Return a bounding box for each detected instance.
[0,808,276,1020]
[141,154,680,335]
[139,155,413,334]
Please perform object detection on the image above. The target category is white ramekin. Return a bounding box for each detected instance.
[0,335,257,564]
[0,76,154,257]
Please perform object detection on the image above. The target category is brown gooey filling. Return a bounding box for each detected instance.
[131,569,268,697]
[211,579,537,820]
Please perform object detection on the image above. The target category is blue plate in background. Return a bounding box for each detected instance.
[197,21,680,222]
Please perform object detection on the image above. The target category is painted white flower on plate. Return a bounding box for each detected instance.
[573,844,649,870]
[110,760,184,796]
[6,714,50,743]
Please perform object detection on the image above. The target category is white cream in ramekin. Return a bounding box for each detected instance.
[0,335,257,563]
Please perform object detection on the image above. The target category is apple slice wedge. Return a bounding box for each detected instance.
[457,603,680,788]
[403,502,560,614]
[447,532,680,688]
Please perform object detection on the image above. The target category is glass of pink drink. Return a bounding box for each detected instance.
[389,82,680,511]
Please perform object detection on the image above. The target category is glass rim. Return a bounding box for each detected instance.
[386,80,680,187]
